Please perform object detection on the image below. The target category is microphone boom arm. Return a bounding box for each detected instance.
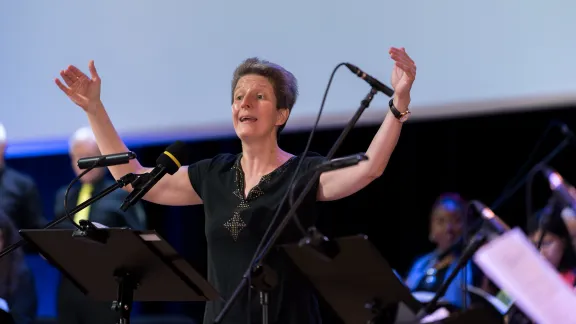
[0,173,140,259]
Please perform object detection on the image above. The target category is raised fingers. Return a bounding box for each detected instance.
[60,70,76,87]
[390,51,414,68]
[68,65,87,79]
[389,47,414,65]
[55,78,73,96]
[395,62,416,80]
[88,60,100,80]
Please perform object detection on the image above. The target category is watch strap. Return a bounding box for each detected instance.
[389,98,410,121]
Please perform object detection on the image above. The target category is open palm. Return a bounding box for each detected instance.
[55,60,101,112]
[389,47,416,100]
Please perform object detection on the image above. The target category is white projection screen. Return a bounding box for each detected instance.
[1,0,575,158]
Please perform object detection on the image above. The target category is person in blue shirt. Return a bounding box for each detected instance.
[404,193,482,309]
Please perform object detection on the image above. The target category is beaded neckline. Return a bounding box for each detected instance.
[232,154,296,201]
[223,154,297,241]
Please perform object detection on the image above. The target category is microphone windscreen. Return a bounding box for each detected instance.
[156,141,188,174]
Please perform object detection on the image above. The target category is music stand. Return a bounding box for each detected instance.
[282,235,503,324]
[283,234,421,324]
[19,228,220,324]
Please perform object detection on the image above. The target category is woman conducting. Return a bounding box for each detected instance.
[54,47,417,324]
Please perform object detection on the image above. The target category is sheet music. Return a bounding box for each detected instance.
[473,228,576,324]
[465,285,511,315]
[420,307,450,323]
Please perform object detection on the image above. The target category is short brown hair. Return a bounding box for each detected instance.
[231,57,298,134]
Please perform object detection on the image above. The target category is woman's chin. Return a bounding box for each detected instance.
[236,126,276,141]
[236,130,264,142]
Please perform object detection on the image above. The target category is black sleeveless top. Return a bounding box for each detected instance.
[188,152,326,324]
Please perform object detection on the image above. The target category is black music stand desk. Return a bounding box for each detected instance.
[19,228,220,323]
[282,234,502,324]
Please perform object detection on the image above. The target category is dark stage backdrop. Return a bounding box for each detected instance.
[6,103,576,322]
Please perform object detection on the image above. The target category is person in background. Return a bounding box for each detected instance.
[0,210,37,324]
[502,197,576,324]
[54,127,146,324]
[405,193,482,308]
[0,123,46,236]
[557,197,576,254]
[529,201,576,284]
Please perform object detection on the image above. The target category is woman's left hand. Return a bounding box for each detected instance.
[389,47,417,109]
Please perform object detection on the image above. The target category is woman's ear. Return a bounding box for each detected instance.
[276,108,290,126]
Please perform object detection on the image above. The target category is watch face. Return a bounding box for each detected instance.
[399,112,411,122]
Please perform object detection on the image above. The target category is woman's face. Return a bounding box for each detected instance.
[530,230,565,268]
[430,204,463,250]
[232,75,288,141]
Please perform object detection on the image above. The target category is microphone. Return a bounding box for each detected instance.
[470,201,511,236]
[120,141,187,211]
[315,153,368,172]
[541,166,576,212]
[77,152,136,169]
[287,153,369,222]
[551,121,576,146]
[345,63,394,97]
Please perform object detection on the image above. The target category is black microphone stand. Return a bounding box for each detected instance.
[416,230,489,320]
[490,137,570,211]
[535,194,563,250]
[213,87,380,324]
[0,172,140,259]
[120,171,152,212]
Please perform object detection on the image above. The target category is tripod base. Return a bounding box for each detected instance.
[250,265,277,324]
[111,271,139,324]
[260,291,269,324]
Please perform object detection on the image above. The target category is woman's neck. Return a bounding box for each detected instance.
[241,138,292,178]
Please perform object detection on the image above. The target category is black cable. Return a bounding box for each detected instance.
[248,62,346,257]
[490,122,555,210]
[287,166,320,232]
[287,175,308,235]
[523,137,569,222]
[492,137,570,219]
[63,158,104,230]
[288,170,308,215]
[242,62,347,323]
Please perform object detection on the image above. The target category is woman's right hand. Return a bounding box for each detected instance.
[55,60,102,113]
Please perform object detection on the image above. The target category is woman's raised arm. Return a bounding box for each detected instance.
[55,60,202,206]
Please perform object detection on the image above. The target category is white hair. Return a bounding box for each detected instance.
[68,126,96,149]
[0,123,6,144]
